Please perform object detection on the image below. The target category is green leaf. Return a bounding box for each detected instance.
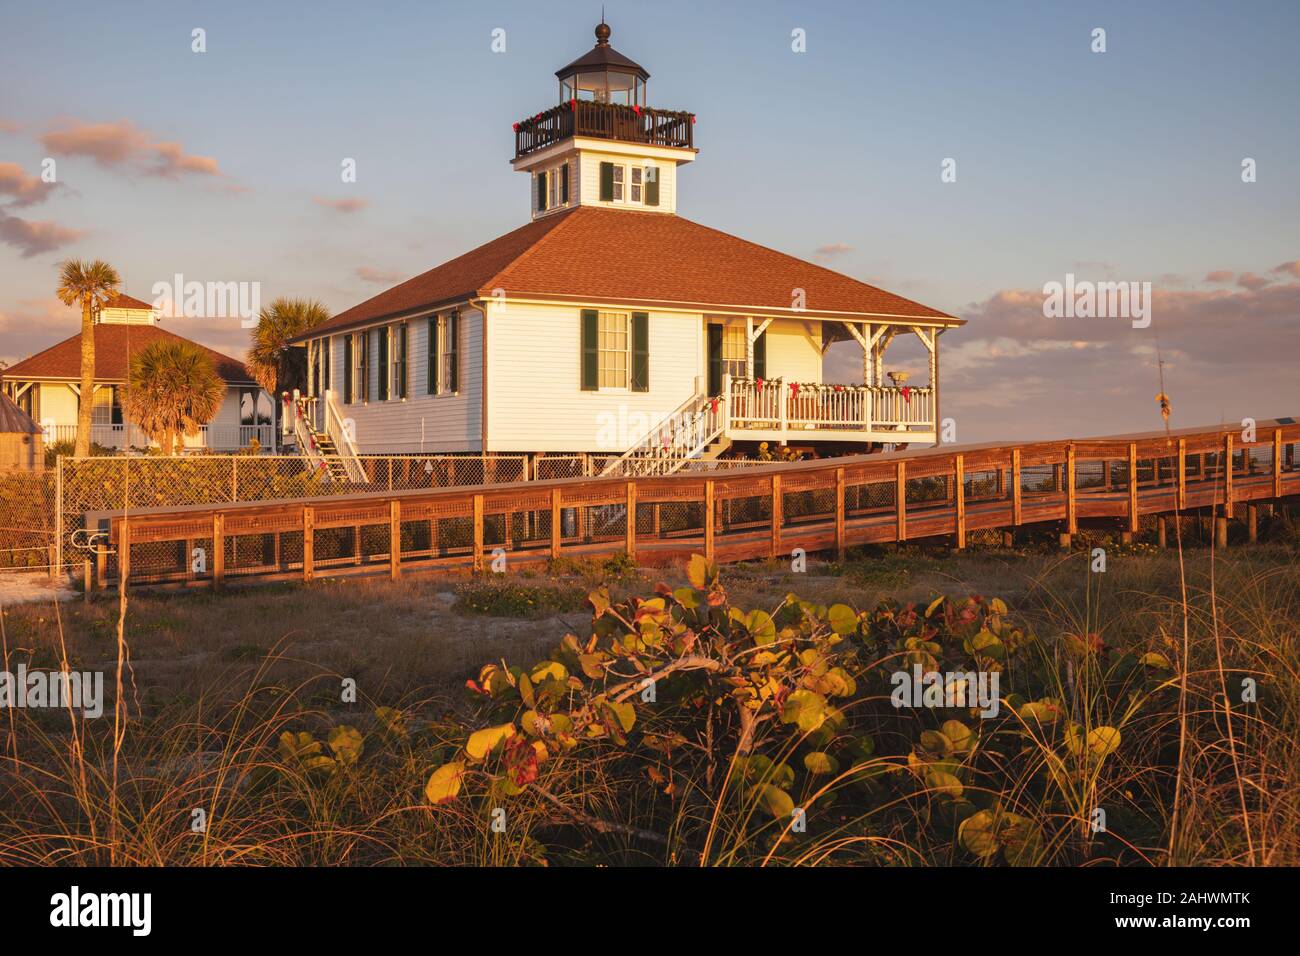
[673,586,700,609]
[1086,726,1121,758]
[466,723,516,761]
[1001,814,1044,866]
[925,596,946,618]
[425,761,465,804]
[686,554,716,590]
[804,751,840,775]
[327,725,364,766]
[751,783,795,820]
[781,689,828,733]
[604,700,636,733]
[990,597,1008,616]
[940,719,974,752]
[925,769,964,798]
[827,603,858,636]
[530,661,568,684]
[374,706,407,738]
[1139,652,1171,669]
[745,609,777,645]
[958,809,999,858]
[587,587,611,617]
[920,729,953,755]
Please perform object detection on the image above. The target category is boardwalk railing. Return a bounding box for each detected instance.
[84,418,1300,590]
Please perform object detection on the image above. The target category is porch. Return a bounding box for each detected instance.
[723,374,936,445]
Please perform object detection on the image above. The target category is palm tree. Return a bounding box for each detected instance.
[246,298,331,397]
[56,259,121,457]
[121,339,226,455]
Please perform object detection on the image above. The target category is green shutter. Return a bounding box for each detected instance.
[427,316,438,394]
[344,335,352,402]
[398,323,408,398]
[560,164,569,204]
[447,311,459,393]
[631,312,649,392]
[707,323,723,396]
[537,171,547,211]
[644,167,659,206]
[360,330,370,402]
[599,162,614,202]
[581,309,599,390]
[753,329,767,380]
[377,326,389,401]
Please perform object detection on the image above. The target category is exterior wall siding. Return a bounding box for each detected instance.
[328,306,483,454]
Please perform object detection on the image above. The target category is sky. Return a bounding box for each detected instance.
[1,0,1297,442]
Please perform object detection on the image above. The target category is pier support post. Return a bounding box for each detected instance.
[1247,503,1258,543]
[1058,532,1072,551]
[1157,516,1167,548]
[1215,515,1228,549]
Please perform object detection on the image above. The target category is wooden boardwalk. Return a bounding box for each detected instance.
[86,417,1299,590]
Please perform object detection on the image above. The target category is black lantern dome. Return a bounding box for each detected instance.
[556,21,649,106]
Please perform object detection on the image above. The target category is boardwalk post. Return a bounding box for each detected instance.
[626,481,636,560]
[1178,438,1187,511]
[1247,503,1257,543]
[1128,443,1139,533]
[1011,449,1021,526]
[1066,444,1077,535]
[390,500,401,579]
[1224,433,1234,519]
[212,512,225,589]
[302,506,314,582]
[954,454,965,549]
[704,480,715,560]
[1157,515,1167,548]
[770,474,782,559]
[473,494,484,572]
[834,466,846,560]
[550,488,561,560]
[1274,428,1284,499]
[96,533,108,591]
[1215,516,1228,549]
[895,461,906,542]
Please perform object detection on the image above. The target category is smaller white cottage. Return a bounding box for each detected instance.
[2,293,275,453]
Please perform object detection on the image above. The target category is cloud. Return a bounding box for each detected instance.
[0,297,77,366]
[355,265,405,284]
[1235,272,1272,291]
[0,119,19,134]
[40,118,226,181]
[0,209,84,257]
[1271,260,1300,279]
[1204,270,1233,283]
[314,196,368,213]
[0,161,60,206]
[814,242,853,260]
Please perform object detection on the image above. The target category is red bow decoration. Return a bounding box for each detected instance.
[710,397,720,415]
[756,377,764,391]
[834,385,843,392]
[901,386,912,403]
[789,382,800,396]
[570,98,576,110]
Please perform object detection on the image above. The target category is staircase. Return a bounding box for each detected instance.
[284,389,366,484]
[600,379,731,477]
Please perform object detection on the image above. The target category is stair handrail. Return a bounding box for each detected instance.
[600,375,728,477]
[322,388,366,482]
[285,390,331,476]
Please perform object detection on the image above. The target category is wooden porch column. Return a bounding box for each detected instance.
[302,506,314,582]
[834,466,846,559]
[1128,443,1139,533]
[704,480,715,560]
[389,500,401,579]
[550,488,561,560]
[954,454,965,549]
[770,474,782,559]
[1012,448,1022,526]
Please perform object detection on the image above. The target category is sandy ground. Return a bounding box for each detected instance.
[0,570,77,607]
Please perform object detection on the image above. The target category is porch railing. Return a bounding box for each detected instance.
[726,378,935,435]
[43,422,275,452]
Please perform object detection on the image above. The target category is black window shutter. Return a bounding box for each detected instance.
[631,312,649,391]
[377,327,389,400]
[537,171,547,211]
[707,323,723,396]
[448,311,459,393]
[644,167,659,206]
[560,164,569,204]
[753,329,767,380]
[427,316,438,394]
[323,338,331,392]
[599,162,614,202]
[398,323,408,398]
[360,330,370,402]
[580,309,599,390]
[344,335,353,403]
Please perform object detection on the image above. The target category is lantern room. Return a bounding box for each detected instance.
[556,21,649,106]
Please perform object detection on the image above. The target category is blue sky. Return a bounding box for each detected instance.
[2,0,1297,440]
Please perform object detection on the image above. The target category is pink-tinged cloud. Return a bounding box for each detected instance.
[814,242,853,259]
[0,162,60,206]
[0,119,19,134]
[315,196,368,213]
[1271,260,1300,279]
[1236,272,1272,291]
[1204,270,1233,283]
[356,265,405,284]
[41,118,226,180]
[0,209,84,258]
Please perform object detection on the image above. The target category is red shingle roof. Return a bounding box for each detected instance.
[301,207,959,340]
[104,292,155,311]
[3,325,255,385]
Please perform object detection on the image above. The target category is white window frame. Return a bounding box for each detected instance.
[438,313,459,395]
[722,324,747,379]
[598,310,630,390]
[630,166,643,203]
[549,166,561,209]
[611,165,625,203]
[389,322,406,401]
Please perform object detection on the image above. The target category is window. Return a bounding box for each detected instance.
[377,327,390,401]
[239,388,272,426]
[722,325,747,379]
[598,311,629,388]
[549,168,560,209]
[536,170,548,212]
[91,386,122,426]
[427,312,460,395]
[630,167,642,203]
[389,323,407,399]
[349,331,369,403]
[611,165,624,202]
